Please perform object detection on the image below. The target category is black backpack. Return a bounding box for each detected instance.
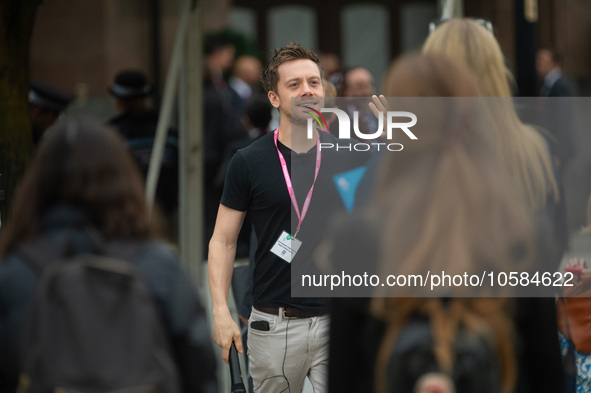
[386,317,502,393]
[17,234,181,393]
[383,299,514,393]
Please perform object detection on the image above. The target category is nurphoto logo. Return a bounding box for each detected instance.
[304,106,418,151]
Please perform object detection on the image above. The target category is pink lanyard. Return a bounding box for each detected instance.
[274,128,322,238]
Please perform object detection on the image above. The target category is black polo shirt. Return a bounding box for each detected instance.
[221,131,368,312]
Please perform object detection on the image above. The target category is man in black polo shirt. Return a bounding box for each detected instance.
[208,43,366,393]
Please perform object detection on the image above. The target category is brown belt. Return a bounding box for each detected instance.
[254,306,327,318]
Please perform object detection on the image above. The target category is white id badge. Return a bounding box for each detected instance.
[270,231,302,263]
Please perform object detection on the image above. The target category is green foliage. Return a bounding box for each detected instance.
[205,28,259,58]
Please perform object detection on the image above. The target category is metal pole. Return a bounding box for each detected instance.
[440,0,463,19]
[179,0,204,283]
[514,0,538,96]
[179,4,221,387]
[145,0,190,210]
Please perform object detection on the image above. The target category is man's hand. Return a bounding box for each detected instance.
[368,94,389,118]
[369,95,389,137]
[212,310,243,364]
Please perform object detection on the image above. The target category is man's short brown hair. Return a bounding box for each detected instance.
[261,43,324,93]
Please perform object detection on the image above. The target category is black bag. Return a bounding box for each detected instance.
[17,236,181,393]
[382,298,516,393]
[387,318,502,393]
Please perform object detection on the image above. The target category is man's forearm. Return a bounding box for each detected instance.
[208,238,238,315]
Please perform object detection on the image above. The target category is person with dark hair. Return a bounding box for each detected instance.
[243,95,273,138]
[29,80,73,146]
[204,35,236,90]
[0,118,217,393]
[208,43,367,393]
[107,69,179,233]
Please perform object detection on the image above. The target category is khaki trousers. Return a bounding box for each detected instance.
[247,307,329,393]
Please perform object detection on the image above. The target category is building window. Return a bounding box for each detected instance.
[401,2,437,53]
[229,7,257,43]
[341,4,389,92]
[268,5,318,54]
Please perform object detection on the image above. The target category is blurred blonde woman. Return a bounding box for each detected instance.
[423,19,560,213]
[327,52,566,393]
[419,18,568,393]
[372,52,529,393]
[328,48,568,392]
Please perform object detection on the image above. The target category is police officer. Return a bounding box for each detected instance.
[108,70,179,231]
[29,80,73,146]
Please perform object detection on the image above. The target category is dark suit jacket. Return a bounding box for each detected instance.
[548,76,575,97]
[542,76,576,163]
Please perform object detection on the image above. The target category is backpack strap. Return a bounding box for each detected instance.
[17,228,147,274]
[104,240,148,263]
[17,237,65,274]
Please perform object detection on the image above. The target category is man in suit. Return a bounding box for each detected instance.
[536,48,576,171]
[536,48,575,97]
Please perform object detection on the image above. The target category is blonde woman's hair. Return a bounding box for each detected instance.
[368,53,532,393]
[376,52,534,285]
[423,18,559,210]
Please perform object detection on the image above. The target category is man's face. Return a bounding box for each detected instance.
[536,50,556,78]
[344,68,374,97]
[209,45,236,72]
[235,56,263,85]
[268,59,324,125]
